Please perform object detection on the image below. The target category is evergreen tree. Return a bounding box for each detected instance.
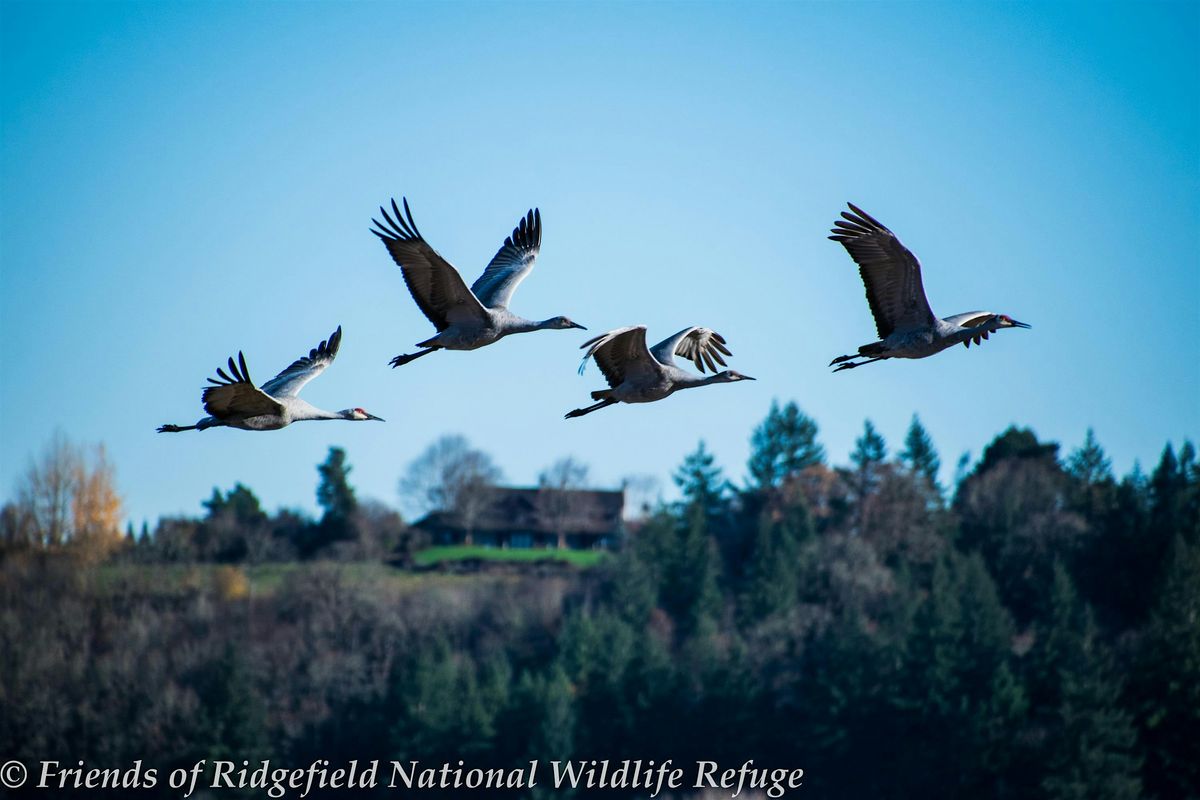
[747,400,825,488]
[317,446,358,522]
[557,609,673,756]
[740,503,809,623]
[847,419,888,534]
[899,414,940,487]
[665,505,721,638]
[673,441,730,519]
[972,425,1060,477]
[667,443,725,636]
[203,483,265,524]
[1032,565,1142,799]
[1064,429,1132,626]
[314,446,359,551]
[1150,443,1199,548]
[190,644,268,764]
[955,428,1081,623]
[852,419,887,471]
[1130,537,1200,800]
[200,483,267,562]
[388,638,505,763]
[895,553,1026,798]
[1066,428,1113,484]
[506,666,576,799]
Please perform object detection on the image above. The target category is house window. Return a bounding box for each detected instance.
[510,533,532,549]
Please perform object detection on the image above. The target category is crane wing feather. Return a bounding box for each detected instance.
[470,208,542,309]
[650,327,731,373]
[829,203,936,338]
[371,197,488,331]
[578,325,661,388]
[259,326,342,398]
[201,351,283,420]
[943,311,996,329]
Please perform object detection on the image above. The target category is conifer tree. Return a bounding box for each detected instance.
[896,552,1026,797]
[666,504,721,637]
[747,400,825,488]
[1130,537,1200,800]
[191,644,268,764]
[847,419,888,534]
[315,446,359,550]
[1066,427,1113,485]
[1033,564,1142,800]
[740,504,808,623]
[851,419,887,472]
[673,441,730,518]
[317,447,357,523]
[669,443,726,633]
[203,483,265,524]
[899,414,940,488]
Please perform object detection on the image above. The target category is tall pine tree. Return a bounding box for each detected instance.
[1130,537,1200,800]
[899,414,940,488]
[314,446,358,552]
[747,400,825,489]
[1033,564,1142,800]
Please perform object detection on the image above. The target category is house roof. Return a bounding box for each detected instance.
[414,487,624,535]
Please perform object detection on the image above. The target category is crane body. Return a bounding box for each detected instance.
[828,203,1029,372]
[157,326,383,433]
[371,198,585,367]
[566,325,754,419]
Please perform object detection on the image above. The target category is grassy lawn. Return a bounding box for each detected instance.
[412,545,608,568]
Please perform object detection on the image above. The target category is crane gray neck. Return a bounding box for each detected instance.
[675,372,729,390]
[292,403,344,421]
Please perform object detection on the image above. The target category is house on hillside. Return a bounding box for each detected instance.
[413,486,624,550]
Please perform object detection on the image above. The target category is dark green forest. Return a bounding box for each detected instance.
[1,404,1198,799]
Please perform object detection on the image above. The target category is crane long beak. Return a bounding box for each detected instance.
[367,413,385,421]
[1011,319,1032,329]
[570,322,587,330]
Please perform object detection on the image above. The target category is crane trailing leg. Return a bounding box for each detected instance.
[832,356,888,373]
[830,341,887,368]
[564,398,618,419]
[389,347,439,368]
[157,423,199,433]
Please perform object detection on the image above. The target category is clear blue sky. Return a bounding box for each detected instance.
[2,0,1197,526]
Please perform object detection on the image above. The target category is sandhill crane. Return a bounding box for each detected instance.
[566,325,754,419]
[157,326,383,432]
[828,203,1030,372]
[371,198,585,367]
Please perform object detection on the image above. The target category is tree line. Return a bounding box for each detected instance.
[1,405,1197,799]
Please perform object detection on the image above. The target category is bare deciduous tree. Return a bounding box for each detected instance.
[398,435,502,545]
[620,474,660,519]
[537,456,591,548]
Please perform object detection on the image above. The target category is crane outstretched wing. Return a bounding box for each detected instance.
[578,325,662,388]
[371,198,488,331]
[829,203,936,338]
[470,209,541,309]
[202,352,284,420]
[650,326,732,373]
[259,326,342,398]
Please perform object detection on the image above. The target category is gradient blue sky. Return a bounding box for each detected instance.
[2,0,1197,526]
